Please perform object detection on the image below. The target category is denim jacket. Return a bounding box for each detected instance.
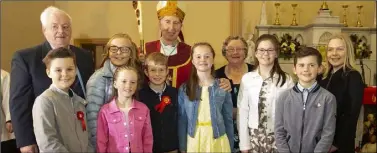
[178,79,234,152]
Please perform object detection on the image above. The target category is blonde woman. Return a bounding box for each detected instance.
[86,33,143,149]
[319,33,365,153]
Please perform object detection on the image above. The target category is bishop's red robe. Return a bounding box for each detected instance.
[145,40,192,88]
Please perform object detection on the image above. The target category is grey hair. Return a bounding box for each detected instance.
[221,36,248,57]
[40,6,72,27]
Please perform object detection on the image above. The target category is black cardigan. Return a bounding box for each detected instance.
[138,85,178,153]
[215,63,254,108]
[319,67,364,152]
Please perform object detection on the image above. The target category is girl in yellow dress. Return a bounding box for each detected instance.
[178,42,234,152]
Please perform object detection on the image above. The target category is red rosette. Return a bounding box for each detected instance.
[154,96,171,113]
[76,111,86,131]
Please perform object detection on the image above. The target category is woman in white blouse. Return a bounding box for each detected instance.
[237,34,294,153]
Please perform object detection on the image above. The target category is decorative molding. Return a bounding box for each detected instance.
[256,25,306,30]
[230,1,242,36]
[341,27,377,32]
[373,2,377,26]
[74,38,109,69]
[304,23,344,28]
[73,38,109,47]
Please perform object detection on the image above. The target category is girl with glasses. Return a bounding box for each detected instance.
[86,33,143,150]
[238,34,294,153]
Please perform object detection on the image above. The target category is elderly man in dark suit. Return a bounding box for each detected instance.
[9,6,94,153]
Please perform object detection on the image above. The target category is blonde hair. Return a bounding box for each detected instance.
[101,33,139,68]
[324,33,357,78]
[144,52,168,69]
[111,66,140,99]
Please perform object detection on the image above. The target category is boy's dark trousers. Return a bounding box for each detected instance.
[1,139,21,153]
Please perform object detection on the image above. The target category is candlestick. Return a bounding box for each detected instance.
[291,4,298,26]
[274,3,281,25]
[320,1,329,10]
[356,5,363,27]
[342,4,348,27]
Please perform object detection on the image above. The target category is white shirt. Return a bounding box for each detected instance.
[296,81,318,104]
[237,70,294,151]
[1,69,15,142]
[160,39,178,56]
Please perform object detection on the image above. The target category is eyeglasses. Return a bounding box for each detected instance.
[257,48,275,54]
[109,46,131,54]
[226,48,246,53]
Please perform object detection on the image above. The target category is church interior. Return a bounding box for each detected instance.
[1,1,376,86]
[1,1,377,152]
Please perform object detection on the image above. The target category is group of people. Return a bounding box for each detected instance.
[1,1,366,153]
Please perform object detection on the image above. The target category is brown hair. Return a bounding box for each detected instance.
[186,42,216,101]
[111,66,140,100]
[144,52,168,70]
[294,46,323,66]
[42,47,76,69]
[221,36,248,57]
[254,34,287,87]
[100,33,140,68]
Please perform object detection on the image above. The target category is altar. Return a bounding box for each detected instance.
[251,2,377,152]
[253,2,376,86]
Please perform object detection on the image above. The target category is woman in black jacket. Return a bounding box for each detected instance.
[319,33,364,153]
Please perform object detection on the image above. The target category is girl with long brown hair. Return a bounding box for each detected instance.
[238,34,294,153]
[177,42,234,152]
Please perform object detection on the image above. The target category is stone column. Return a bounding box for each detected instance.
[230,1,242,36]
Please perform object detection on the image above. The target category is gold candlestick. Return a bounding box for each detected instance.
[320,1,329,10]
[274,3,281,25]
[291,4,298,26]
[342,4,348,27]
[356,5,363,27]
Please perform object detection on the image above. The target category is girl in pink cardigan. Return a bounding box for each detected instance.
[97,66,153,153]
